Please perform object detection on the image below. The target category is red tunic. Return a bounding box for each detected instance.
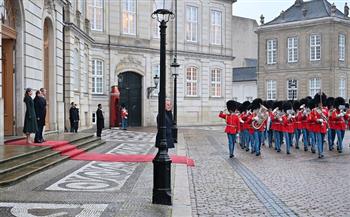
[281,114,295,133]
[330,110,347,131]
[310,108,327,134]
[219,112,240,134]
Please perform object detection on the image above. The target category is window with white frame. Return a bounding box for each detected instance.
[210,10,221,45]
[87,0,103,31]
[92,59,103,94]
[339,77,346,98]
[267,39,277,64]
[288,37,298,63]
[82,54,89,92]
[73,48,80,91]
[186,67,198,96]
[309,77,321,97]
[310,34,321,61]
[186,6,198,42]
[210,68,222,97]
[287,79,298,100]
[122,0,136,35]
[152,64,160,96]
[266,80,276,100]
[79,0,85,14]
[339,34,345,61]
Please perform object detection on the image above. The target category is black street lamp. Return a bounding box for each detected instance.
[171,58,179,143]
[151,5,174,206]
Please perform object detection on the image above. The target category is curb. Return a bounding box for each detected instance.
[172,132,192,217]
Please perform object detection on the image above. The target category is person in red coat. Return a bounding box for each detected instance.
[311,93,328,158]
[219,100,241,158]
[281,101,295,154]
[299,98,310,151]
[251,98,267,156]
[326,97,336,151]
[332,97,347,153]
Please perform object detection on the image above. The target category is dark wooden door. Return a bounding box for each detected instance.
[118,72,142,127]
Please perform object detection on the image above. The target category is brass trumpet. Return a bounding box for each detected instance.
[252,104,269,129]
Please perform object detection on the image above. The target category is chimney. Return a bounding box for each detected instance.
[345,3,349,18]
[295,0,303,7]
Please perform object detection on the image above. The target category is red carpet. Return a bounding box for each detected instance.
[5,139,195,166]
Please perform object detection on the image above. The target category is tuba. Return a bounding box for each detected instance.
[252,104,269,129]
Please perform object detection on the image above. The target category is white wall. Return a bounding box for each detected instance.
[232,81,257,102]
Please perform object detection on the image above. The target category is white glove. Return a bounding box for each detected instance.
[337,113,344,118]
[317,119,324,123]
[253,117,259,121]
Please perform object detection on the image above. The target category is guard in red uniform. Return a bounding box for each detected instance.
[311,93,328,158]
[326,97,336,151]
[271,101,283,152]
[219,100,241,158]
[281,101,295,154]
[299,98,310,151]
[293,100,302,149]
[332,97,347,153]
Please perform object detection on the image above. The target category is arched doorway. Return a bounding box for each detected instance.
[2,0,17,136]
[118,72,142,127]
[43,18,54,130]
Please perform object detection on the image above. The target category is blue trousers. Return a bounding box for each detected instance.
[227,133,237,156]
[327,129,336,149]
[121,118,128,129]
[267,130,273,147]
[302,129,309,148]
[294,129,301,147]
[254,130,264,155]
[274,130,281,151]
[309,131,316,151]
[284,132,293,153]
[336,130,345,151]
[316,133,325,156]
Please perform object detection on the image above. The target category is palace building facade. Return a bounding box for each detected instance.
[0,0,259,142]
[257,0,350,101]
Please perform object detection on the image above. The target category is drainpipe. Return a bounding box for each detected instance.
[62,3,67,132]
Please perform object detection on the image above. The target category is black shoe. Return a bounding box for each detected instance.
[245,148,249,152]
[296,146,299,149]
[269,145,272,148]
[304,147,308,151]
[338,149,343,153]
[277,149,281,153]
[34,140,42,143]
[256,153,260,156]
[318,154,324,158]
[287,152,290,155]
[311,149,316,154]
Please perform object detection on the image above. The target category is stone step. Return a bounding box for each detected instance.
[0,137,101,175]
[0,139,105,186]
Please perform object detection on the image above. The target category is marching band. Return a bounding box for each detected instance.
[219,92,349,159]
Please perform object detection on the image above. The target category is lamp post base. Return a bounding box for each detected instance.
[152,153,172,205]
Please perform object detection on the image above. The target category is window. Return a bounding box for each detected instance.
[73,48,80,91]
[310,34,321,61]
[266,80,276,100]
[246,96,253,102]
[309,78,321,97]
[186,67,198,96]
[87,0,103,31]
[122,0,136,35]
[186,6,198,42]
[79,0,85,14]
[339,78,347,98]
[152,64,160,96]
[288,37,298,63]
[210,68,222,97]
[339,34,345,61]
[82,54,89,92]
[210,10,221,45]
[287,79,298,100]
[92,59,103,94]
[267,39,277,64]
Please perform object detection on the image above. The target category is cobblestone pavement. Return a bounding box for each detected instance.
[185,127,350,217]
[0,129,172,217]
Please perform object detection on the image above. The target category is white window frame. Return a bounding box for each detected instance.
[152,64,160,96]
[79,0,85,14]
[309,78,321,97]
[287,79,298,100]
[339,33,346,61]
[186,6,198,42]
[288,37,298,63]
[266,80,277,100]
[210,68,222,97]
[122,0,136,35]
[73,48,80,91]
[92,59,104,94]
[310,34,321,61]
[267,39,277,64]
[87,0,103,31]
[186,67,198,97]
[339,77,347,98]
[210,10,222,45]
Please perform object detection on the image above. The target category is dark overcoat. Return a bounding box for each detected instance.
[69,107,79,123]
[96,108,104,129]
[23,95,38,133]
[34,95,47,126]
[155,111,174,149]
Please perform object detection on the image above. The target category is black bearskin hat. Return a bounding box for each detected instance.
[238,103,245,113]
[273,100,282,110]
[307,99,315,109]
[226,100,236,112]
[282,101,292,112]
[242,101,251,109]
[251,98,262,110]
[325,97,335,109]
[346,103,349,109]
[266,100,274,110]
[306,96,312,101]
[293,100,300,111]
[334,97,345,109]
[313,92,327,106]
[299,98,309,108]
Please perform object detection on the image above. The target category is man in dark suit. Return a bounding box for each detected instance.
[69,102,79,133]
[34,88,47,143]
[96,104,104,137]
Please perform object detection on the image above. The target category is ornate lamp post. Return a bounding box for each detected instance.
[151,3,174,205]
[171,58,179,143]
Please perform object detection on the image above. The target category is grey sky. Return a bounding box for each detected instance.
[233,0,348,23]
